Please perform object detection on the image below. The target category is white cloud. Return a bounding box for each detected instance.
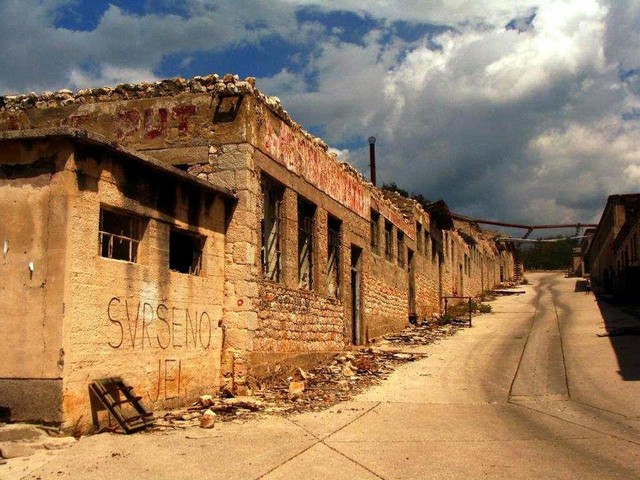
[68,65,160,89]
[3,0,640,225]
[281,0,542,27]
[257,0,640,224]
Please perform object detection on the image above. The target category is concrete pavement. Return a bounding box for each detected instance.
[4,272,640,479]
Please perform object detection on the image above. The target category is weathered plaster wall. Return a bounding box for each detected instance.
[60,144,226,431]
[0,139,71,423]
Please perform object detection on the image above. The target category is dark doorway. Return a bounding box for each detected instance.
[351,245,363,345]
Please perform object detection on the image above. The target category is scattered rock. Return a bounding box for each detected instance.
[0,444,35,459]
[151,321,461,429]
[288,381,305,399]
[199,410,216,429]
[223,396,263,410]
[392,353,414,360]
[342,365,355,377]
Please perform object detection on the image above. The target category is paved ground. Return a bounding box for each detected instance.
[3,272,640,479]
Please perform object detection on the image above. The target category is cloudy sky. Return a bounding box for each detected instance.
[2,0,640,226]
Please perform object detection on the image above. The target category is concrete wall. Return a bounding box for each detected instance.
[0,139,71,423]
[0,135,228,428]
[60,143,226,431]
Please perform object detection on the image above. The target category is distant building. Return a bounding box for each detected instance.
[0,74,516,429]
[587,194,640,299]
[572,227,595,277]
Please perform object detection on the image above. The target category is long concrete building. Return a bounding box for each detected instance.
[587,193,640,300]
[0,74,516,430]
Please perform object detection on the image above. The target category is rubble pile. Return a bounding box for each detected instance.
[153,321,462,431]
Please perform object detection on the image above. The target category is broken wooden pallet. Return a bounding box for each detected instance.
[89,377,154,434]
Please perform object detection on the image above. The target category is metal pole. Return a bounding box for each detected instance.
[368,136,376,186]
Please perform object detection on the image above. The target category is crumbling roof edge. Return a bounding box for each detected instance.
[0,127,237,201]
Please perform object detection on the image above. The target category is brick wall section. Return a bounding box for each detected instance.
[255,283,344,352]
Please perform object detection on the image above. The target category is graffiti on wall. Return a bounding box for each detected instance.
[148,358,182,402]
[105,297,218,403]
[259,107,369,219]
[107,297,213,350]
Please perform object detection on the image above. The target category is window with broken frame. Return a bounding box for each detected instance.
[298,198,316,290]
[370,209,380,254]
[327,215,342,298]
[384,220,393,261]
[99,208,146,263]
[169,228,205,275]
[261,176,284,282]
[397,231,405,267]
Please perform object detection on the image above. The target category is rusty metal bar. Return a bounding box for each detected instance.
[450,213,596,230]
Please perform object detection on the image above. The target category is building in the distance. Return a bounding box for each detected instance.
[587,194,640,299]
[0,74,516,430]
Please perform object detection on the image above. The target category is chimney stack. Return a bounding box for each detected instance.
[368,136,377,186]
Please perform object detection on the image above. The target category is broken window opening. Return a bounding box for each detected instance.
[416,223,423,254]
[212,94,243,123]
[261,176,284,282]
[370,210,380,254]
[384,220,393,261]
[298,198,316,290]
[328,216,342,299]
[397,231,405,267]
[169,228,205,275]
[99,208,145,263]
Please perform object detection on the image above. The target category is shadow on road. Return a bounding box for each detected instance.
[584,280,640,381]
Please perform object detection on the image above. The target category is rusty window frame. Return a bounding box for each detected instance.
[327,215,342,298]
[261,176,284,282]
[384,220,393,261]
[397,231,405,267]
[298,198,315,290]
[99,208,145,263]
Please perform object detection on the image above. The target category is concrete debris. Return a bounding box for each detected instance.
[288,381,305,399]
[341,364,355,377]
[199,410,216,429]
[0,425,77,462]
[0,443,35,459]
[222,396,263,410]
[198,394,214,407]
[151,321,461,431]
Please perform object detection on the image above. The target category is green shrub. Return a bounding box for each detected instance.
[478,303,492,314]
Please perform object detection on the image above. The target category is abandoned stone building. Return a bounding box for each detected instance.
[588,194,640,300]
[0,74,515,430]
